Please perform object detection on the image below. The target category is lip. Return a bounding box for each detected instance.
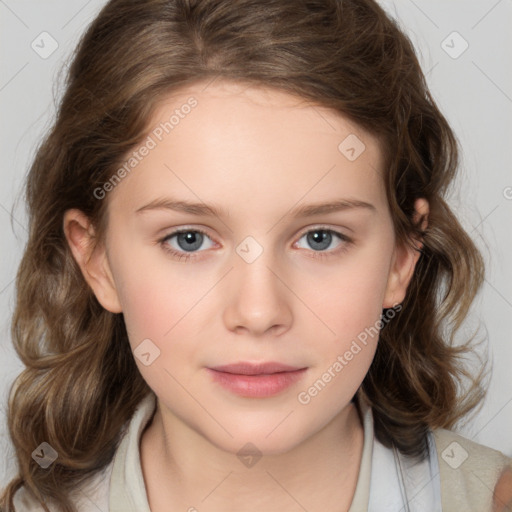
[209,362,304,375]
[206,362,308,398]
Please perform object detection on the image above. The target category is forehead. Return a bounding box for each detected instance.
[107,80,387,219]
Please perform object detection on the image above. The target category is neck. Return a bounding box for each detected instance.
[140,398,365,512]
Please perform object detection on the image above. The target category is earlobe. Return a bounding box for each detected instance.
[382,198,429,308]
[63,209,122,313]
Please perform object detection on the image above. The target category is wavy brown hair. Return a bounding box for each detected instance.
[1,0,487,510]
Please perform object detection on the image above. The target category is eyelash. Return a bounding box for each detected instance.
[158,226,353,262]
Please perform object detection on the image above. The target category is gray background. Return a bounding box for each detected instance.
[1,0,511,487]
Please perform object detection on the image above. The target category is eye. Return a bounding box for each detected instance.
[294,227,352,259]
[159,228,215,261]
[158,226,353,262]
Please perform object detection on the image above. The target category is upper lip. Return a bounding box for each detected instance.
[208,362,305,375]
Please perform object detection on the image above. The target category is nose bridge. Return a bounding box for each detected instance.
[222,234,292,335]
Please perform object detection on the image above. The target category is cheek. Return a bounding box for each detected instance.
[109,233,196,341]
[340,258,391,338]
[299,240,394,350]
[117,270,173,344]
[110,242,213,382]
[108,237,192,364]
[114,264,200,396]
[295,248,393,411]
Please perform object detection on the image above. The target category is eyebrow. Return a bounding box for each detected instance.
[135,197,376,218]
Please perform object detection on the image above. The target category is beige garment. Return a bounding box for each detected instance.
[433,428,512,511]
[11,390,512,511]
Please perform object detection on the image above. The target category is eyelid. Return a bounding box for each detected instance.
[160,226,217,246]
[158,224,353,261]
[159,224,351,244]
[160,225,214,240]
[158,226,216,262]
[292,225,353,256]
[295,224,352,240]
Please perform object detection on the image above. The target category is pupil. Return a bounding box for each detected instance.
[308,230,331,250]
[178,232,203,252]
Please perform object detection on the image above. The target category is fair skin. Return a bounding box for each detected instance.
[64,80,428,512]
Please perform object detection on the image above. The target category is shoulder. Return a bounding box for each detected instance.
[9,394,154,512]
[11,461,112,512]
[12,486,47,511]
[432,428,512,511]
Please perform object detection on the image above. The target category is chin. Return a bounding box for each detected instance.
[203,416,313,458]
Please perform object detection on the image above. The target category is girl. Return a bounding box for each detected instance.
[2,0,511,511]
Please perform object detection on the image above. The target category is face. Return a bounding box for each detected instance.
[67,80,420,455]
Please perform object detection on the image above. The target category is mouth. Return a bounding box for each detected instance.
[206,362,308,398]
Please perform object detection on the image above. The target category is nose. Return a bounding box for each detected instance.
[222,250,293,337]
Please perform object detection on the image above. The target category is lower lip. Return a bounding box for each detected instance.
[206,368,308,398]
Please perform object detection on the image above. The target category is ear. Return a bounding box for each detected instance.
[63,209,122,313]
[382,198,429,308]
